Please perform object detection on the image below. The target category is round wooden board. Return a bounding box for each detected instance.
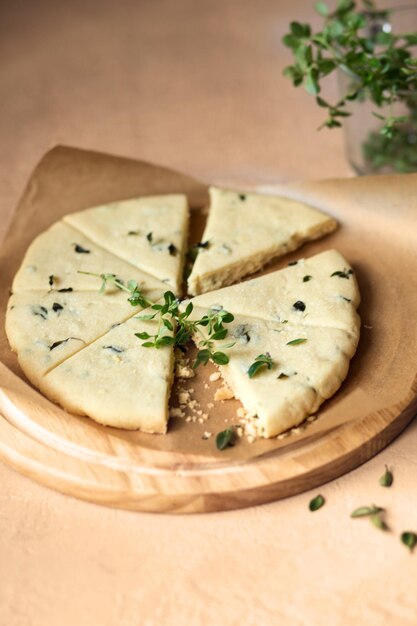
[1,148,417,513]
[0,388,416,514]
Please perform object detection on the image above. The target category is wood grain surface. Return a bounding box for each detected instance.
[1,148,417,513]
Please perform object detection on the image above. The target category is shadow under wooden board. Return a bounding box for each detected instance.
[0,146,416,514]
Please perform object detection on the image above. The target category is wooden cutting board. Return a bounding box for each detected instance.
[0,147,416,514]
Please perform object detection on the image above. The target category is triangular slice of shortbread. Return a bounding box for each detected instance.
[186,250,360,332]
[64,195,189,293]
[12,221,169,295]
[187,186,337,295]
[5,290,148,386]
[40,313,175,433]
[189,310,359,437]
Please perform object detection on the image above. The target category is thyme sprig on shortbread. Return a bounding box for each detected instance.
[78,270,236,369]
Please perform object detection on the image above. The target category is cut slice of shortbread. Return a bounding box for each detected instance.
[186,250,360,332]
[40,313,175,433]
[188,309,359,437]
[12,221,169,296]
[64,195,189,293]
[187,186,337,295]
[5,290,147,386]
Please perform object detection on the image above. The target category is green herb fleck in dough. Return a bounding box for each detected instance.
[293,300,306,312]
[103,345,125,354]
[32,305,48,320]
[74,244,91,254]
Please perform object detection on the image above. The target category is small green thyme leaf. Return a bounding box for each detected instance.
[216,428,234,451]
[248,353,274,378]
[193,349,211,368]
[370,514,389,531]
[286,338,307,346]
[401,531,417,553]
[351,505,384,518]
[212,352,229,365]
[379,465,393,487]
[309,494,325,511]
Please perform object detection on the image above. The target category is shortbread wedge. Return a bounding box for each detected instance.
[187,187,337,295]
[40,313,175,433]
[64,195,189,293]
[188,309,359,437]
[12,221,169,296]
[5,290,148,387]
[186,250,360,332]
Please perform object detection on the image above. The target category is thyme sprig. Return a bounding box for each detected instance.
[283,0,417,137]
[78,271,235,368]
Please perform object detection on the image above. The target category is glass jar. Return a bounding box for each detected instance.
[339,5,417,175]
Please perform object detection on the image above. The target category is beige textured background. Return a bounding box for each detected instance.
[1,1,416,625]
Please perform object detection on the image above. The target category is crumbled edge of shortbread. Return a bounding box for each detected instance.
[234,405,320,444]
[214,383,235,402]
[172,380,209,425]
[174,348,195,379]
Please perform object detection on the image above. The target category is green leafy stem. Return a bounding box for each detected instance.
[78,271,235,368]
[282,0,417,137]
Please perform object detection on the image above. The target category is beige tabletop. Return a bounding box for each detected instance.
[1,1,416,625]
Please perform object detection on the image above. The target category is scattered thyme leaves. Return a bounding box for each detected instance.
[351,505,384,518]
[401,532,417,553]
[371,514,389,532]
[309,494,325,511]
[248,353,274,378]
[379,465,393,488]
[216,428,235,450]
[286,338,307,346]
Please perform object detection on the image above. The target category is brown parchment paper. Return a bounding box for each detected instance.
[1,146,417,466]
